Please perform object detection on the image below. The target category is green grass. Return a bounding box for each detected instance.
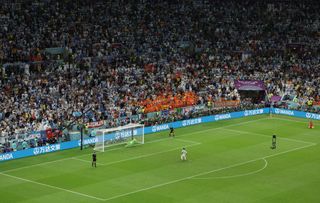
[1,114,320,203]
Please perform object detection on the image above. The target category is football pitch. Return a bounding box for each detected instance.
[0,115,320,203]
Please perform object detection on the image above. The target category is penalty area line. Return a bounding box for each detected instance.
[192,158,268,179]
[1,117,266,174]
[0,142,203,201]
[101,143,316,202]
[224,128,317,145]
[0,172,105,201]
[73,141,201,166]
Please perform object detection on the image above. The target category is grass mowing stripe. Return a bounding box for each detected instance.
[0,134,190,173]
[224,128,317,145]
[71,157,105,166]
[0,158,74,173]
[1,116,267,174]
[101,143,316,202]
[73,142,201,166]
[192,158,268,179]
[0,141,202,201]
[0,171,105,201]
[174,138,202,145]
[272,117,312,124]
[0,117,318,202]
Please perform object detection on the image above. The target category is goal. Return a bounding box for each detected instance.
[93,123,145,152]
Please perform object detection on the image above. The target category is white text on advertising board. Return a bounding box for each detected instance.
[152,124,169,132]
[78,137,98,146]
[115,129,138,139]
[0,153,14,161]
[244,109,264,116]
[306,113,320,120]
[182,118,202,127]
[33,144,61,155]
[215,114,231,121]
[274,108,294,116]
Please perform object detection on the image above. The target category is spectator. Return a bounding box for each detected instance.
[0,0,319,152]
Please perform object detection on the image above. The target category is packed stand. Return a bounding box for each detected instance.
[0,0,319,152]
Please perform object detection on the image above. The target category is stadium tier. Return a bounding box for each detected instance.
[0,1,320,202]
[1,0,319,153]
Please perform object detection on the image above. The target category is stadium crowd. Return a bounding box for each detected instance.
[0,0,319,152]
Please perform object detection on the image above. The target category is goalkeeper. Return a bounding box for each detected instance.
[125,138,139,148]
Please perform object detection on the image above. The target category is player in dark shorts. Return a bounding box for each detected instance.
[271,135,277,149]
[92,151,97,167]
[169,127,175,137]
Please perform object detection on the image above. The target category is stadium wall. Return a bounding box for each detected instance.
[270,108,320,120]
[2,107,317,162]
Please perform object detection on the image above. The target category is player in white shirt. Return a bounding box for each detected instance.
[181,147,187,161]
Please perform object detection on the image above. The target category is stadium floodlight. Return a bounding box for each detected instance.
[93,123,145,152]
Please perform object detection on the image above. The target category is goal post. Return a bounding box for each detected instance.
[93,130,105,152]
[93,123,145,152]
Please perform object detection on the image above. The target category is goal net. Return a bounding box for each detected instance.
[93,123,144,152]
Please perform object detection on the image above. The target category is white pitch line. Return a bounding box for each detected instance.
[0,133,193,173]
[101,143,200,166]
[224,128,317,145]
[173,138,202,145]
[1,117,267,174]
[192,158,268,179]
[82,142,201,167]
[0,142,202,202]
[71,157,105,166]
[272,117,311,124]
[102,143,316,202]
[0,171,105,201]
[0,158,74,173]
[75,116,266,158]
[0,138,198,174]
[0,116,316,201]
[72,138,201,166]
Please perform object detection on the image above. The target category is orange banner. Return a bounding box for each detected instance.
[213,100,240,108]
[141,92,198,113]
